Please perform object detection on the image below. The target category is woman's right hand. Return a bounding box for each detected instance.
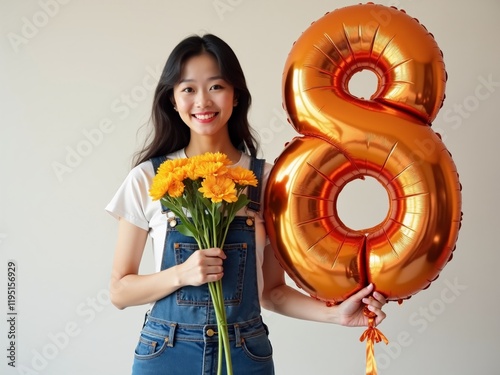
[111,220,227,309]
[177,248,227,287]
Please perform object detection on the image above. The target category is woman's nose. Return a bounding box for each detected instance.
[196,91,212,108]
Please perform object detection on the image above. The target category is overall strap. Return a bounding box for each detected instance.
[247,157,265,213]
[150,155,266,214]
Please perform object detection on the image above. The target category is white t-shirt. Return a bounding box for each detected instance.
[105,149,272,299]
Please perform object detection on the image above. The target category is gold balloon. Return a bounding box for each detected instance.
[264,4,462,303]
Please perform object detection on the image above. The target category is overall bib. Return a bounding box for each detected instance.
[132,156,274,375]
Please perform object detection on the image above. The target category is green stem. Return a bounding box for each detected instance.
[212,203,218,249]
[216,280,232,374]
[188,196,234,374]
[211,202,233,375]
[207,281,223,375]
[219,203,234,251]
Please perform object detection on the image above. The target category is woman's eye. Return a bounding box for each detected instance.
[181,87,194,93]
[210,84,223,90]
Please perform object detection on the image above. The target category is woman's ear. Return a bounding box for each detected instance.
[170,96,178,111]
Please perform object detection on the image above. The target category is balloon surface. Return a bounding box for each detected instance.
[264,3,462,303]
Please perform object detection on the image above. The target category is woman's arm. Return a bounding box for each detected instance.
[261,244,386,327]
[110,218,226,310]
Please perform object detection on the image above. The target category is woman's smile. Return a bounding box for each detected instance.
[193,112,218,122]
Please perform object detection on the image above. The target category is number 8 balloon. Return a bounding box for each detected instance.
[264,3,462,304]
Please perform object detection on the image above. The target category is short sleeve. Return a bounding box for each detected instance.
[105,161,155,231]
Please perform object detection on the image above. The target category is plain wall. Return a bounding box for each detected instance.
[1,0,498,374]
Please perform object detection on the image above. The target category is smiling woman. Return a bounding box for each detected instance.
[172,53,238,148]
[107,34,274,375]
[106,33,386,375]
[130,34,257,167]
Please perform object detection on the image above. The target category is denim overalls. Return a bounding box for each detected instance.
[132,156,274,375]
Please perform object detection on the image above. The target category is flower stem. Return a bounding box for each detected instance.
[206,204,233,375]
[219,204,234,251]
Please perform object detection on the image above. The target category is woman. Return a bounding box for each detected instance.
[106,34,386,374]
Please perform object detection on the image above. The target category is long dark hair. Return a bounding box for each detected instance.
[133,34,258,167]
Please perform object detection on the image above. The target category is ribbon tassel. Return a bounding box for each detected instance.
[359,308,389,375]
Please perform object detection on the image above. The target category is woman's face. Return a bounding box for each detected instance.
[172,53,236,139]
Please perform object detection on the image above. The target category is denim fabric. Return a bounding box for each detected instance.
[132,217,274,375]
[132,315,273,374]
[132,157,274,374]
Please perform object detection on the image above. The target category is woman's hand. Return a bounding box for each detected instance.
[177,247,227,287]
[335,283,387,327]
[110,217,227,310]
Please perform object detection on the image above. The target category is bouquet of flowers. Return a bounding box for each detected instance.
[149,152,258,375]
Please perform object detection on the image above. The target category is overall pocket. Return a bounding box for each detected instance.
[241,329,273,362]
[134,330,169,360]
[174,242,248,306]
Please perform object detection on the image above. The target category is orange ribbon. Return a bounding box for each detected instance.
[359,309,389,375]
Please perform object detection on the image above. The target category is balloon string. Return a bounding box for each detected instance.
[359,307,388,375]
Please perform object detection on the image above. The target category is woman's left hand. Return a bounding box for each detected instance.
[336,283,387,327]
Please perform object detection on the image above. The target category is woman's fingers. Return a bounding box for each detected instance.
[362,291,386,308]
[181,248,226,285]
[200,247,227,259]
[348,282,375,302]
[363,290,387,325]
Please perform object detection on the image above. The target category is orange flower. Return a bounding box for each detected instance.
[149,174,185,200]
[198,175,238,203]
[194,162,228,179]
[226,166,258,187]
[198,152,232,166]
[183,160,198,180]
[166,178,185,198]
[180,153,231,180]
[156,158,187,174]
[157,158,189,181]
[149,175,169,201]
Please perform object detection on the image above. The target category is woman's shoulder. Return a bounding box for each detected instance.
[127,160,155,182]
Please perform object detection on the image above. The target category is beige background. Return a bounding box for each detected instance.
[1,0,499,374]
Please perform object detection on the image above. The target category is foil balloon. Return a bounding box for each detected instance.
[264,3,462,304]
